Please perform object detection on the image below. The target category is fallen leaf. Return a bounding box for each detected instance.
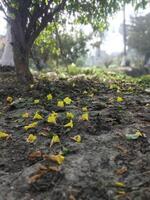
[24,122,38,131]
[26,134,37,143]
[116,191,126,195]
[81,112,89,121]
[115,166,128,175]
[71,135,81,143]
[47,93,53,101]
[64,120,73,128]
[45,154,65,165]
[28,150,43,160]
[69,194,76,200]
[57,100,64,107]
[28,164,60,184]
[63,97,72,105]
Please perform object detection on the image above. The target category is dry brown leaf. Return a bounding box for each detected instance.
[28,150,43,160]
[43,153,64,165]
[115,166,128,175]
[28,164,60,184]
[69,194,76,200]
[114,145,128,155]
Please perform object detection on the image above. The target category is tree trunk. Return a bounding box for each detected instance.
[13,46,33,84]
[11,17,33,85]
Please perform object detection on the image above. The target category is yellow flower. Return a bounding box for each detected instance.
[66,112,74,119]
[49,154,64,165]
[47,113,57,124]
[57,100,64,107]
[50,134,60,147]
[117,97,124,103]
[71,135,81,143]
[34,99,40,104]
[6,96,13,103]
[0,131,10,139]
[26,134,37,143]
[63,97,72,105]
[24,122,38,131]
[47,93,53,101]
[52,111,58,118]
[64,120,73,128]
[81,112,89,121]
[82,107,88,112]
[22,112,30,118]
[115,182,125,187]
[33,112,43,120]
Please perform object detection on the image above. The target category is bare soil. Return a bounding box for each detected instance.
[0,72,150,200]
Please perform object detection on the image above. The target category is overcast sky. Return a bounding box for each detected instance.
[0,4,149,55]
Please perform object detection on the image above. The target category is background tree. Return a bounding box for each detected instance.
[0,0,148,84]
[32,23,88,70]
[127,13,150,65]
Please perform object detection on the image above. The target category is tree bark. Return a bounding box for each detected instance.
[13,45,33,84]
[11,16,33,85]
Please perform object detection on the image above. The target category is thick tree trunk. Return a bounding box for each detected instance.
[11,17,33,85]
[13,46,33,84]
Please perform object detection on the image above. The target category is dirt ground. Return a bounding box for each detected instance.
[0,72,150,200]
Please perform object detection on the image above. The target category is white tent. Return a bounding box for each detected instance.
[0,24,14,67]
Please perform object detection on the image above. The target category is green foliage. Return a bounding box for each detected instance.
[32,24,88,69]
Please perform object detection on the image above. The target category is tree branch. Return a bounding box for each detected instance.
[28,0,67,47]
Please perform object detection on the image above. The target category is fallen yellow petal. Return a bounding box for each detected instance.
[117,97,124,103]
[33,112,43,120]
[47,93,53,101]
[115,182,125,187]
[81,112,89,121]
[66,112,74,119]
[82,107,88,112]
[50,154,64,165]
[22,112,30,118]
[71,135,81,143]
[6,96,13,103]
[50,134,60,147]
[64,120,73,128]
[57,100,64,107]
[52,111,58,118]
[24,122,38,131]
[63,97,72,105]
[0,131,10,139]
[135,130,143,137]
[26,134,37,143]
[34,99,40,104]
[47,114,57,124]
